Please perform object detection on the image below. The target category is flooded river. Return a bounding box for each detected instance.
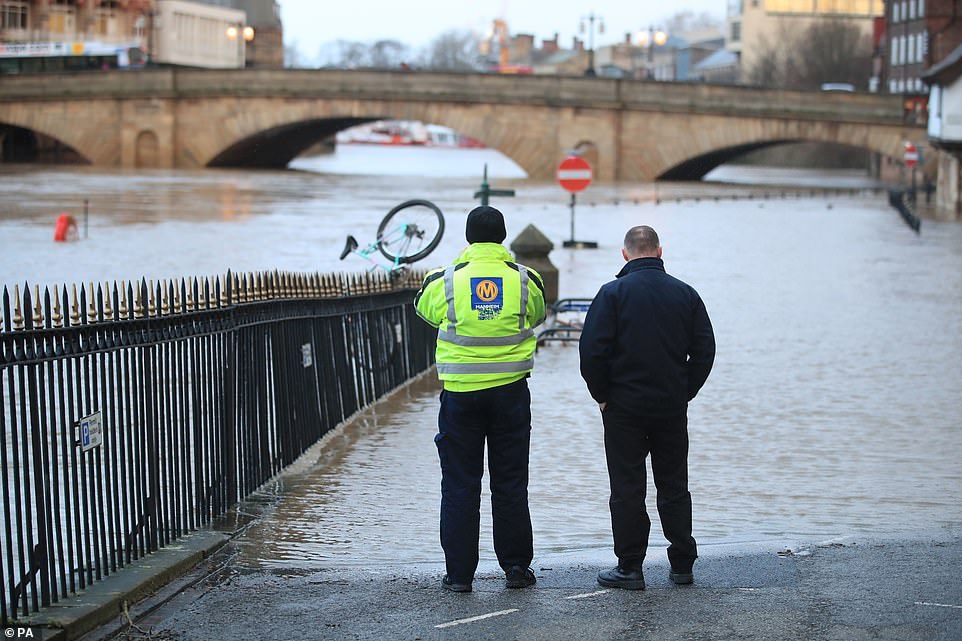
[1,147,960,570]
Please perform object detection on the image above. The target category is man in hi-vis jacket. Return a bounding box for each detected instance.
[414,205,546,593]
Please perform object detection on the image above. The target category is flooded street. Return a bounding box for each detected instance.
[1,146,960,569]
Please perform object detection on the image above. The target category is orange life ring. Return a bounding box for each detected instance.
[54,213,78,242]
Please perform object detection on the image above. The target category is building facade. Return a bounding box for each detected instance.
[922,38,962,220]
[728,0,884,81]
[196,0,282,67]
[152,0,246,68]
[0,0,282,69]
[0,0,152,45]
[882,0,962,114]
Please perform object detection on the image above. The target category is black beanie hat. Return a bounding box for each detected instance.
[465,205,507,244]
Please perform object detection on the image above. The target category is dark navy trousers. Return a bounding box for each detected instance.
[435,378,533,583]
[602,407,697,572]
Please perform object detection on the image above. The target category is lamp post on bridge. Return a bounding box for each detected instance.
[580,12,604,76]
[636,26,667,79]
[226,23,255,68]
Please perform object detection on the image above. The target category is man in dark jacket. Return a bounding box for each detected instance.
[579,225,715,590]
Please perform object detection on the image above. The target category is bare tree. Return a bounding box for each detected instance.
[312,39,412,69]
[663,10,723,34]
[747,19,873,90]
[420,29,482,72]
[369,39,411,69]
[284,41,304,68]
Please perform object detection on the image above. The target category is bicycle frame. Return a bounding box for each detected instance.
[347,223,416,274]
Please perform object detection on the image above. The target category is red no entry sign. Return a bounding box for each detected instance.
[557,156,593,193]
[903,142,919,168]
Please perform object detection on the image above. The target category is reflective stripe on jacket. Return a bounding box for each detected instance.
[414,243,546,392]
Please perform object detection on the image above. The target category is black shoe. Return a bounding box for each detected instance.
[505,566,536,589]
[597,566,646,590]
[442,575,472,593]
[669,568,694,585]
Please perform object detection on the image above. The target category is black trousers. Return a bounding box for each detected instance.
[435,378,533,583]
[602,407,697,572]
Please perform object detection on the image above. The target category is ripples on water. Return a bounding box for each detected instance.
[2,148,960,569]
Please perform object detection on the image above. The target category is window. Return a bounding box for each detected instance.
[48,1,76,34]
[918,0,925,17]
[96,1,120,36]
[908,0,915,19]
[0,1,27,30]
[891,36,899,65]
[730,21,741,42]
[907,34,914,63]
[889,79,897,93]
[893,2,900,22]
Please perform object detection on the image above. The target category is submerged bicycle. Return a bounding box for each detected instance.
[339,199,445,273]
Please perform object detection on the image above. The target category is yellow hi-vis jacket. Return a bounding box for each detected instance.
[414,243,547,392]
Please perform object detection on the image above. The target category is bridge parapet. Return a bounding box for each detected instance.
[0,68,908,126]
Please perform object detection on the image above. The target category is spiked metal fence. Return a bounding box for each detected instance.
[0,269,435,625]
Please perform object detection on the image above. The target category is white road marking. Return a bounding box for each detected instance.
[915,601,962,609]
[737,588,760,592]
[435,608,520,629]
[565,589,610,600]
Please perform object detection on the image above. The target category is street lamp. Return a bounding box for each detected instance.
[580,13,604,76]
[226,22,253,67]
[636,26,667,79]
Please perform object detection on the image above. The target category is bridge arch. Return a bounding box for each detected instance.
[629,113,909,182]
[185,99,540,175]
[0,121,89,164]
[208,117,380,168]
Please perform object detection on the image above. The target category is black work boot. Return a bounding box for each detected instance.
[669,566,694,585]
[505,565,536,588]
[597,565,646,590]
[442,575,472,592]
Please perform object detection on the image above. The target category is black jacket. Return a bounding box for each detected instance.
[579,257,715,416]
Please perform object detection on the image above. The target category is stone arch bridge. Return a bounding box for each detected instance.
[0,68,921,181]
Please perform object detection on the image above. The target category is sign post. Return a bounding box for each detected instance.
[473,164,515,206]
[557,156,597,248]
[904,141,919,204]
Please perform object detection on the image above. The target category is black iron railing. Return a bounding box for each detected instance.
[0,270,435,624]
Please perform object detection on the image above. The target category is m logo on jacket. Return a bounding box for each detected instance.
[472,277,503,320]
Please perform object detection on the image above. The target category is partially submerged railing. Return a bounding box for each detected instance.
[0,269,434,625]
[888,188,922,233]
[536,298,592,346]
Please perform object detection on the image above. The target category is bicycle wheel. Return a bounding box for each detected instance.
[376,199,445,264]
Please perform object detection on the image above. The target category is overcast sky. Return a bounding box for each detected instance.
[279,0,729,63]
